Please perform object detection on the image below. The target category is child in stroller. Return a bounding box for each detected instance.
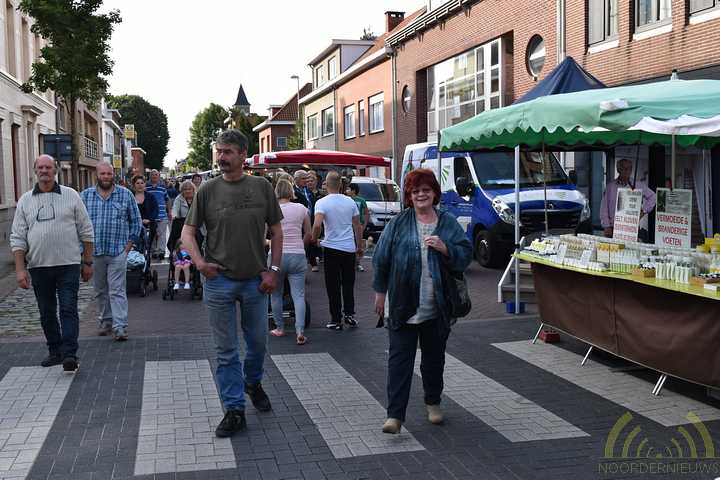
[172,241,193,290]
[126,226,159,297]
[162,219,203,301]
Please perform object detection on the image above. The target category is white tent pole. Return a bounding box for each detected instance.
[543,143,549,235]
[515,145,521,315]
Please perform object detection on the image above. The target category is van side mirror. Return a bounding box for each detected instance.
[455,177,474,197]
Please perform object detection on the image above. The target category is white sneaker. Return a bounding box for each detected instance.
[173,283,180,290]
[184,283,191,290]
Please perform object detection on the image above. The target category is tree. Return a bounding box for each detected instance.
[107,94,169,170]
[187,103,228,171]
[360,27,376,40]
[19,0,121,190]
[230,108,265,157]
[287,116,304,150]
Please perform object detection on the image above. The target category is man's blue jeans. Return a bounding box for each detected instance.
[203,273,268,411]
[28,265,81,359]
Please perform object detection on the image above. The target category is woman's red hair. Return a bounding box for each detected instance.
[403,168,441,208]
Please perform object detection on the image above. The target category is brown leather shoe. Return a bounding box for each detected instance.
[382,418,402,434]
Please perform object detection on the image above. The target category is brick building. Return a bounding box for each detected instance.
[254,83,311,153]
[387,0,720,234]
[334,11,423,165]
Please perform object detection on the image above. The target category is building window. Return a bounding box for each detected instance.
[276,136,287,149]
[358,100,366,136]
[369,93,384,133]
[426,38,503,139]
[526,35,545,77]
[322,107,334,136]
[316,65,326,87]
[690,0,719,13]
[401,86,412,113]
[329,57,337,80]
[344,105,356,140]
[21,17,30,82]
[636,0,671,29]
[588,0,618,45]
[5,1,17,78]
[307,114,319,140]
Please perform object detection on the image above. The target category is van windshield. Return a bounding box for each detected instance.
[354,182,400,202]
[469,152,569,190]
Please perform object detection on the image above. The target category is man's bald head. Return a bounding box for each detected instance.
[34,154,57,184]
[34,154,57,170]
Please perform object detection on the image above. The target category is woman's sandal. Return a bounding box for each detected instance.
[270,329,285,337]
[296,335,307,345]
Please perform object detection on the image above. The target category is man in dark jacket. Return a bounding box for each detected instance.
[292,170,312,208]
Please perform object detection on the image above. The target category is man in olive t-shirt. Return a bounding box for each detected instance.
[181,129,283,438]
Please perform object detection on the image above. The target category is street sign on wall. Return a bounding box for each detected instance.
[43,135,72,161]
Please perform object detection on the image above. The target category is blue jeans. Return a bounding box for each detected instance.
[270,253,307,335]
[203,274,268,410]
[29,265,81,359]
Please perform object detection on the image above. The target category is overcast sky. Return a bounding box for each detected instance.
[103,0,423,168]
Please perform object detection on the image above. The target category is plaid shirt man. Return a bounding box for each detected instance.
[81,185,142,256]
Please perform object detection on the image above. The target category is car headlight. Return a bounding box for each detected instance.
[580,197,591,222]
[492,199,516,225]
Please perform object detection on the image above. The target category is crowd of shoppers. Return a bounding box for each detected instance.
[9,131,473,441]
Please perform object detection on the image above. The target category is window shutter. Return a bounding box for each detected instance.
[690,0,715,13]
[588,0,605,45]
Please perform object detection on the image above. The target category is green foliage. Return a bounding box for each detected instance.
[287,115,304,150]
[360,27,376,40]
[230,108,265,157]
[187,103,228,171]
[107,94,170,170]
[19,0,121,189]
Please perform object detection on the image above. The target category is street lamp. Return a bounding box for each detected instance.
[291,75,303,149]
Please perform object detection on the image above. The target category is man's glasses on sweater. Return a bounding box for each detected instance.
[36,204,55,222]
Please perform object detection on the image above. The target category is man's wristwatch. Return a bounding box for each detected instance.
[82,261,93,267]
[269,265,280,273]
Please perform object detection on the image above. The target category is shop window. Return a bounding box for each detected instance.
[636,0,671,29]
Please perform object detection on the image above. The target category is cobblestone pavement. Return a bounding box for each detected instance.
[0,282,95,339]
[1,259,719,479]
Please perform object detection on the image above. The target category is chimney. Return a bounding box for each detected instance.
[385,11,405,33]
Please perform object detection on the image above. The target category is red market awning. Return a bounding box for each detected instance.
[249,150,390,168]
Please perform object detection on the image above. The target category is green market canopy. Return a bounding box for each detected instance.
[439,79,720,152]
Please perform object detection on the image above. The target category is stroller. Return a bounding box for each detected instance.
[126,226,159,297]
[162,217,203,301]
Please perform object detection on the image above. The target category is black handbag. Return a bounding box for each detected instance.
[440,259,471,318]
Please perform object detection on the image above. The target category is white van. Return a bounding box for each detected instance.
[349,177,401,239]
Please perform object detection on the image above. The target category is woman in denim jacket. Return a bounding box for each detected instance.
[372,169,473,434]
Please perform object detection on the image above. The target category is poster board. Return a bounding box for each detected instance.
[655,188,692,249]
[612,188,643,242]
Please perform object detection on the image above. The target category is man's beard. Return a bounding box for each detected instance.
[97,179,113,190]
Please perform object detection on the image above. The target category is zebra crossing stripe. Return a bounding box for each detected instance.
[0,367,75,480]
[271,353,425,458]
[493,341,720,427]
[134,361,236,475]
[416,353,589,442]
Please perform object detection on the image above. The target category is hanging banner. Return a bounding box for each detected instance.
[124,124,136,140]
[612,188,643,242]
[655,188,693,249]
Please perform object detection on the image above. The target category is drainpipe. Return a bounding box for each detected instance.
[333,87,339,151]
[556,0,567,169]
[390,47,398,182]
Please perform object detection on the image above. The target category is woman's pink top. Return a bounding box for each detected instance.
[278,202,308,255]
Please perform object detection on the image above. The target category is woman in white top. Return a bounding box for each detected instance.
[270,179,312,344]
[171,180,196,219]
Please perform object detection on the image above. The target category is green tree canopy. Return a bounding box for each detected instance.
[19,0,121,189]
[187,103,228,171]
[107,94,170,170]
[287,116,304,150]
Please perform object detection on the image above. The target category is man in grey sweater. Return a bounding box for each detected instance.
[10,155,95,372]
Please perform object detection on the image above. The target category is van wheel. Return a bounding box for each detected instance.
[474,229,505,269]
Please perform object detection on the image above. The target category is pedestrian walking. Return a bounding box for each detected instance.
[166,179,179,203]
[292,170,311,208]
[311,171,363,330]
[346,183,369,272]
[306,171,323,271]
[10,155,95,371]
[146,169,171,259]
[269,179,311,345]
[131,175,159,250]
[372,168,472,434]
[181,129,284,438]
[81,161,142,341]
[191,173,203,190]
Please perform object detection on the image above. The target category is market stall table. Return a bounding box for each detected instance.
[516,251,720,391]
